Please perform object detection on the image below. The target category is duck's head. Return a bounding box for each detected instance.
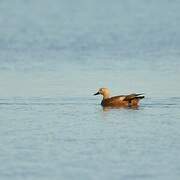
[94,88,110,99]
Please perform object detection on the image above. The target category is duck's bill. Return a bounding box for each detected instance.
[94,92,100,95]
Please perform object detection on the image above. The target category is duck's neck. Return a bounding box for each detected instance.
[103,93,110,100]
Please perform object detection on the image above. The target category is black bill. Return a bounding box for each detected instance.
[93,92,100,95]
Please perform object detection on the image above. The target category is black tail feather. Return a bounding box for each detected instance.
[137,96,145,99]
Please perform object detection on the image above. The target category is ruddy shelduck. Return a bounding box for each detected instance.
[94,88,144,107]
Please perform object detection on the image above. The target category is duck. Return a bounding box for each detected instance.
[94,88,144,107]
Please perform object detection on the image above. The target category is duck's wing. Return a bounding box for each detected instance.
[108,93,144,102]
[109,95,127,101]
[123,93,145,101]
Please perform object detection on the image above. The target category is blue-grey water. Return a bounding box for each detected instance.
[0,0,180,180]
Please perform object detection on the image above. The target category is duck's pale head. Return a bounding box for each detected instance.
[94,88,110,99]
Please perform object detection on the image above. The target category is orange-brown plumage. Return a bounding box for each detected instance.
[94,88,144,108]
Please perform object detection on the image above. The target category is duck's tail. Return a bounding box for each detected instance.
[128,94,145,107]
[135,95,145,99]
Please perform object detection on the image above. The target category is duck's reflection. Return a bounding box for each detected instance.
[102,106,139,112]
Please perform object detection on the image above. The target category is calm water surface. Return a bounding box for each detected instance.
[0,0,180,180]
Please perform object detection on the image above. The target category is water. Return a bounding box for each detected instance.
[0,0,180,180]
